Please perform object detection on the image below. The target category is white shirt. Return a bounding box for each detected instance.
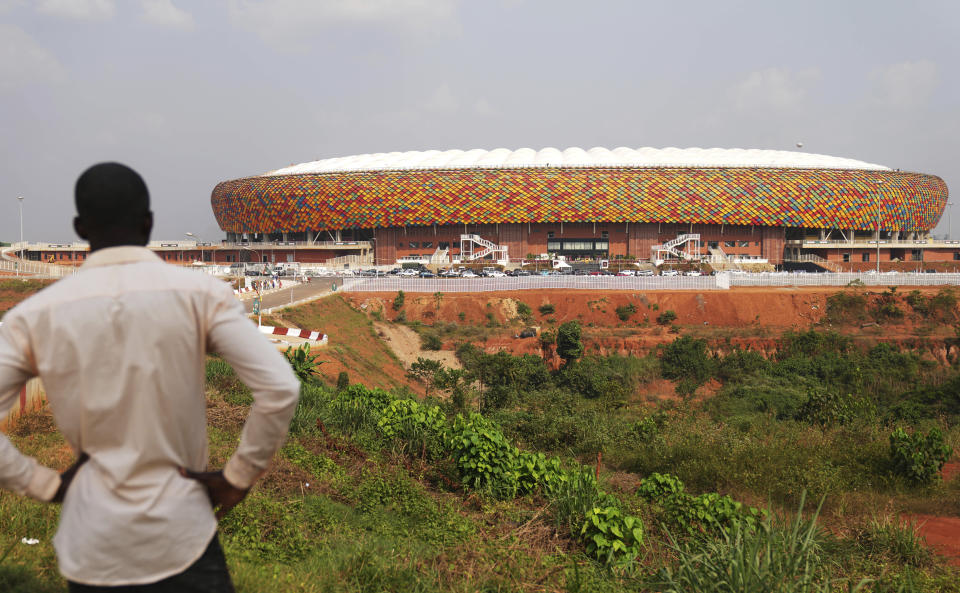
[0,247,301,586]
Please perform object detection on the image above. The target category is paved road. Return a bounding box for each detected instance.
[243,278,339,313]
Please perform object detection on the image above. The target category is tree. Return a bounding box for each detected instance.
[556,321,584,366]
[407,357,443,397]
[433,291,444,315]
[392,290,405,311]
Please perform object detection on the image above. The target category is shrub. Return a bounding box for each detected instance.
[515,450,564,495]
[825,290,867,324]
[392,290,405,311]
[860,515,931,567]
[515,301,532,319]
[538,303,556,315]
[377,398,447,459]
[421,332,443,351]
[289,383,331,435]
[889,427,952,484]
[549,468,608,537]
[581,505,644,567]
[615,303,637,321]
[284,343,324,384]
[660,336,714,392]
[656,310,677,325]
[654,495,846,593]
[336,371,350,390]
[637,472,685,500]
[328,384,393,434]
[449,413,521,499]
[638,473,764,537]
[539,330,556,350]
[557,320,584,365]
[795,390,857,426]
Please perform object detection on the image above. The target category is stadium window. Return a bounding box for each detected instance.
[439,241,449,249]
[708,242,719,249]
[409,242,419,249]
[738,241,749,248]
[724,241,736,248]
[862,253,870,262]
[754,242,760,246]
[954,252,960,261]
[595,241,609,250]
[547,231,555,239]
[911,249,922,261]
[842,254,850,262]
[422,241,433,249]
[601,231,609,238]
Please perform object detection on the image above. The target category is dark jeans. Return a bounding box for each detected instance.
[67,534,234,593]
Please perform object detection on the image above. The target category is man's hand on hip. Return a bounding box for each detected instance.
[178,468,249,519]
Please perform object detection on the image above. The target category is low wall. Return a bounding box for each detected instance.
[0,378,46,432]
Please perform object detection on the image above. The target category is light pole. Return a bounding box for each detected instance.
[875,181,884,275]
[948,202,955,240]
[185,232,212,264]
[17,196,24,277]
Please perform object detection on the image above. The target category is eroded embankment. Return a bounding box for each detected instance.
[343,287,960,362]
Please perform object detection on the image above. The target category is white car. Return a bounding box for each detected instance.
[486,270,507,277]
[660,269,679,276]
[616,270,636,276]
[636,269,655,276]
[399,268,419,277]
[684,270,702,276]
[460,270,478,278]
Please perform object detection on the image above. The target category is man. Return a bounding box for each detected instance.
[0,163,301,591]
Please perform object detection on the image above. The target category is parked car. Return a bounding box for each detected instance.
[660,269,679,276]
[419,270,436,278]
[684,270,702,276]
[460,269,478,278]
[616,270,636,276]
[636,269,654,276]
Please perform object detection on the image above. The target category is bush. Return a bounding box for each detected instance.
[889,427,952,484]
[377,398,447,459]
[638,473,764,537]
[660,336,714,392]
[336,371,350,391]
[515,301,532,319]
[420,332,443,351]
[392,290,405,311]
[656,310,677,325]
[449,413,521,499]
[655,495,846,593]
[581,505,644,567]
[825,290,868,324]
[556,320,584,365]
[795,390,858,426]
[538,303,556,315]
[289,383,331,435]
[637,472,685,500]
[615,303,637,321]
[284,343,324,383]
[328,384,393,434]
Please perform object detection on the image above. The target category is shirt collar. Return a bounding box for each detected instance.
[81,246,163,269]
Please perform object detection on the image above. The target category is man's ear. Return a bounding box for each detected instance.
[142,211,154,239]
[73,217,88,240]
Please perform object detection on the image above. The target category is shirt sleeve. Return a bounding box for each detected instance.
[0,315,61,501]
[205,285,301,489]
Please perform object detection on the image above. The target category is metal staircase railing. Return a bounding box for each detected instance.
[651,234,701,264]
[459,234,508,262]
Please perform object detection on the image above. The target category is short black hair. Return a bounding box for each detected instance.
[75,162,150,229]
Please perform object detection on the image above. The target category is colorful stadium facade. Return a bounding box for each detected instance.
[210,147,952,268]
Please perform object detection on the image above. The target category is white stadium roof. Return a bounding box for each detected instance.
[263,147,890,176]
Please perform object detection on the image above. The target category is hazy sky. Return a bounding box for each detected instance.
[1,0,958,243]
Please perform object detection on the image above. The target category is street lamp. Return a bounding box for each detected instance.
[948,202,955,240]
[875,181,884,275]
[17,196,24,277]
[185,232,213,264]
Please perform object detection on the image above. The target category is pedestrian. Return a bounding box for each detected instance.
[0,163,300,591]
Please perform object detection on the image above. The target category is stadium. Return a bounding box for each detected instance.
[209,147,951,270]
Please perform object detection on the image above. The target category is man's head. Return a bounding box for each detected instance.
[74,163,153,250]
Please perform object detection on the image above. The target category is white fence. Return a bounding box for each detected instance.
[0,259,75,278]
[341,272,960,293]
[729,272,960,288]
[341,275,726,292]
